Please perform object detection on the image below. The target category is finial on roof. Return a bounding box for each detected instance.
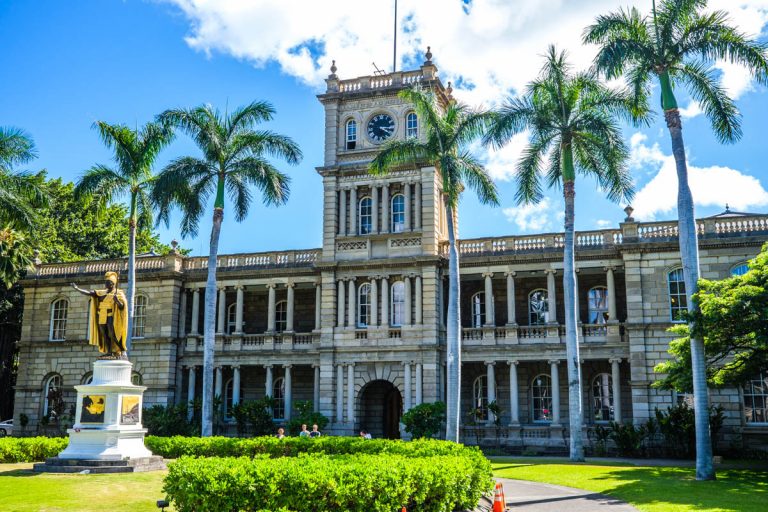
[170,239,179,254]
[329,60,338,79]
[725,203,731,213]
[424,46,433,65]
[33,249,41,266]
[624,205,635,222]
[446,81,453,99]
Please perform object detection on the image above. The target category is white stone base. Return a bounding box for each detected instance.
[57,359,154,461]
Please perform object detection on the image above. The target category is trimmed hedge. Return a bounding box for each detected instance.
[0,437,68,462]
[164,453,492,512]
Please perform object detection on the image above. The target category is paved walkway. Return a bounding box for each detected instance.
[485,478,638,511]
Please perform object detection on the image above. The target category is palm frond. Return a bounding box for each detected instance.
[369,138,431,175]
[226,101,275,135]
[227,131,302,166]
[74,164,126,206]
[230,156,291,208]
[678,61,742,143]
[454,151,499,206]
[0,127,37,167]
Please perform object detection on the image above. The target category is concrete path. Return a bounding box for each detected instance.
[489,478,638,511]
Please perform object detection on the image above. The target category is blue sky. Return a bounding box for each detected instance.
[1,0,767,257]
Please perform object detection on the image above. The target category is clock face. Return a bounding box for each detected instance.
[367,113,395,143]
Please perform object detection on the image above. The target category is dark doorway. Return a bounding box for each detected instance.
[360,380,402,439]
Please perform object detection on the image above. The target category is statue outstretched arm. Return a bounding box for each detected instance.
[70,283,96,297]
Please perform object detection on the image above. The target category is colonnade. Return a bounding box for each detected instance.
[337,274,423,328]
[338,181,422,236]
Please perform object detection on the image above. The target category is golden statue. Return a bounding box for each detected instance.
[71,271,128,358]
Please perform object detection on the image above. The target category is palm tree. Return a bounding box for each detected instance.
[370,86,499,442]
[584,0,768,479]
[484,46,639,461]
[0,127,47,231]
[75,121,175,356]
[154,101,302,437]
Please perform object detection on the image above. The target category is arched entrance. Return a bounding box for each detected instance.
[359,380,402,439]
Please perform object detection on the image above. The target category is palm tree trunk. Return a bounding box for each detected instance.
[444,197,462,443]
[201,206,223,437]
[125,216,136,357]
[665,107,714,480]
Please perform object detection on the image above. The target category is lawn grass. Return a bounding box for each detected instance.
[491,458,768,512]
[0,464,173,512]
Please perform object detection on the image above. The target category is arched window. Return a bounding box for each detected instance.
[531,374,552,422]
[131,372,143,386]
[472,375,488,421]
[731,263,750,277]
[273,377,285,419]
[406,112,418,138]
[224,378,236,420]
[42,374,62,419]
[359,196,373,235]
[132,295,148,338]
[471,292,485,328]
[391,281,405,327]
[744,371,768,424]
[81,372,93,385]
[346,119,357,150]
[528,289,548,325]
[358,283,371,327]
[50,298,69,341]
[592,373,614,422]
[668,268,687,322]
[588,286,609,324]
[391,194,405,233]
[275,300,287,332]
[226,303,237,334]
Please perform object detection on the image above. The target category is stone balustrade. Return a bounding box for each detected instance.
[461,324,624,345]
[333,69,428,93]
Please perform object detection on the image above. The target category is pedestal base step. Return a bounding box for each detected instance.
[33,456,166,474]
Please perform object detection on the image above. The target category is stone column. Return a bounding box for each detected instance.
[403,362,412,412]
[339,188,347,236]
[508,361,520,425]
[186,366,196,421]
[403,276,412,326]
[232,365,241,406]
[336,364,344,422]
[349,186,358,235]
[191,288,200,335]
[414,182,422,231]
[267,284,276,332]
[284,364,293,421]
[217,286,226,334]
[214,366,223,398]
[265,365,274,398]
[404,182,412,231]
[337,279,345,328]
[372,186,379,233]
[546,269,557,323]
[611,358,622,423]
[235,285,244,334]
[314,283,322,330]
[549,359,561,425]
[370,278,378,327]
[346,364,355,423]
[380,276,390,327]
[347,278,356,328]
[483,272,495,326]
[606,267,617,322]
[179,290,188,337]
[486,361,496,422]
[415,274,423,325]
[286,283,295,332]
[505,271,517,325]
[313,364,320,412]
[415,363,423,405]
[381,183,390,234]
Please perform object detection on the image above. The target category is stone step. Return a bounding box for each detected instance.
[44,457,129,467]
[33,463,134,474]
[33,456,166,474]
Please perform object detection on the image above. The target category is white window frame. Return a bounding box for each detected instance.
[668,268,687,323]
[472,375,488,422]
[528,289,548,325]
[346,119,357,150]
[391,281,405,327]
[470,291,484,328]
[272,376,285,420]
[592,373,614,423]
[275,300,287,333]
[224,378,235,421]
[357,283,371,327]
[744,371,768,425]
[49,298,69,341]
[132,294,148,339]
[359,196,372,235]
[42,374,62,418]
[226,303,237,335]
[588,286,609,324]
[531,374,553,423]
[391,194,405,233]
[406,112,418,138]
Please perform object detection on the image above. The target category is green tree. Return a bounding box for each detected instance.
[0,127,47,231]
[370,86,499,442]
[484,46,638,461]
[154,101,302,437]
[656,245,768,390]
[401,401,446,439]
[585,0,768,479]
[75,121,174,354]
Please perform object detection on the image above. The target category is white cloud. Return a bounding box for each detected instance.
[628,133,768,220]
[163,0,768,108]
[483,131,529,181]
[503,197,556,232]
[595,219,613,228]
[679,101,703,119]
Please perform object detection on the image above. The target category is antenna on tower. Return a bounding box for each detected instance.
[393,0,398,72]
[372,62,386,76]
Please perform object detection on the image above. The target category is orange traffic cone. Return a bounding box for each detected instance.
[492,482,506,512]
[401,508,406,512]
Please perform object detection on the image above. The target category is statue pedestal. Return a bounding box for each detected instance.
[56,359,153,461]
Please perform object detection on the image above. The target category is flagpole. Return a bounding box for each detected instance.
[393,0,398,72]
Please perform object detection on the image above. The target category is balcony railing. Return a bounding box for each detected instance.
[184,249,320,271]
[188,332,319,352]
[461,324,624,345]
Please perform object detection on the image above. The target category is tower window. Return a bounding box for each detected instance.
[346,119,357,150]
[406,112,418,138]
[359,196,372,235]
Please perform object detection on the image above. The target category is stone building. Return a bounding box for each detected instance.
[12,55,768,451]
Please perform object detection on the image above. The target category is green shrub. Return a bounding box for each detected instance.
[143,404,197,436]
[284,400,329,436]
[654,403,725,458]
[231,397,275,436]
[609,422,645,457]
[0,437,68,462]
[401,401,445,439]
[164,452,492,512]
